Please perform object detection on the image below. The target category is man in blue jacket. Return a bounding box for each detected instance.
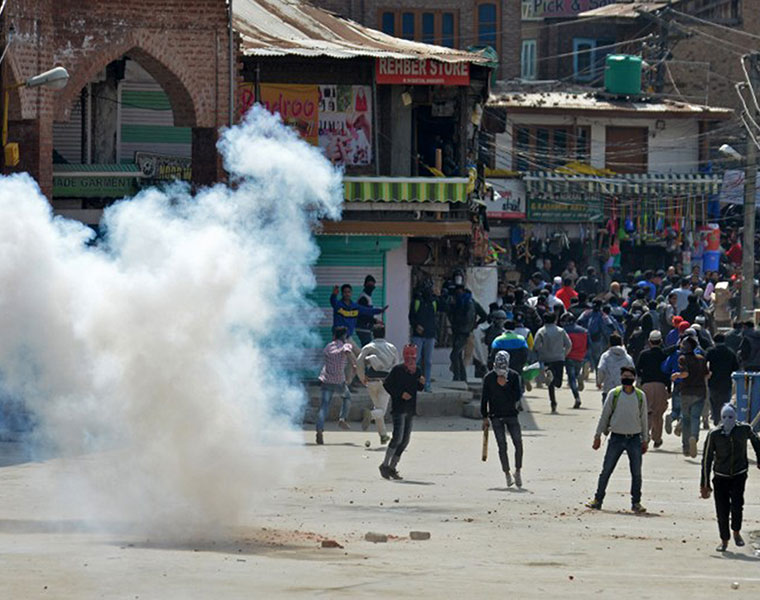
[331,284,387,341]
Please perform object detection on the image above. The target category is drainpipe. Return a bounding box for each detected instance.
[229,0,234,126]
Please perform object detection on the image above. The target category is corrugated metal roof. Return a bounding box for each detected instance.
[234,0,490,64]
[487,91,733,118]
[579,1,670,18]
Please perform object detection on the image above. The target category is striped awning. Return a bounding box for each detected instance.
[525,172,721,196]
[343,176,469,203]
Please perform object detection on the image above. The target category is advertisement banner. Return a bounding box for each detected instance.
[318,85,372,166]
[486,178,526,219]
[259,84,320,145]
[135,152,192,181]
[527,193,603,222]
[524,0,617,18]
[720,168,760,206]
[375,58,470,85]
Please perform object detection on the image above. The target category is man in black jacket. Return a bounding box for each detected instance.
[705,333,740,425]
[481,351,524,488]
[409,280,439,392]
[739,320,760,371]
[380,344,425,480]
[725,321,744,355]
[700,404,760,552]
[636,330,670,448]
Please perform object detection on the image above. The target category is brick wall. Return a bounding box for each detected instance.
[2,0,231,196]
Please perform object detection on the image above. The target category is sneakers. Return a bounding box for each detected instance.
[689,436,698,458]
[631,503,647,514]
[654,439,663,449]
[585,498,602,510]
[514,470,522,488]
[316,431,324,445]
[578,379,585,392]
[379,434,390,445]
[734,532,745,547]
[716,540,728,552]
[338,419,350,431]
[550,401,557,414]
[573,399,582,409]
[389,468,403,480]
[379,464,391,479]
[361,409,371,431]
[505,471,514,488]
[674,420,682,436]
[664,414,672,435]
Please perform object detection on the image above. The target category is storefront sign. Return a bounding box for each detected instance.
[52,173,139,198]
[720,169,760,206]
[375,58,470,86]
[486,178,526,219]
[259,84,320,145]
[527,193,603,222]
[135,152,192,181]
[523,0,616,18]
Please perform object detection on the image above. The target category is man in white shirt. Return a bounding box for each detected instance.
[357,323,399,444]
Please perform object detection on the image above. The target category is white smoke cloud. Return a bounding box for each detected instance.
[0,107,342,535]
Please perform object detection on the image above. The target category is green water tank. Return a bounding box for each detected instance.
[604,54,642,96]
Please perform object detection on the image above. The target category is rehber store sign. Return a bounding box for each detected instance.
[375,58,470,86]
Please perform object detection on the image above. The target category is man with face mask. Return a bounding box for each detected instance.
[700,404,760,552]
[379,345,425,480]
[672,337,710,458]
[356,275,379,347]
[481,351,524,488]
[587,365,649,513]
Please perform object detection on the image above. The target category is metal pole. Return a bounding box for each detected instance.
[742,139,756,320]
[229,0,234,126]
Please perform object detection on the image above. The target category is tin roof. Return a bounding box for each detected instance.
[578,1,670,18]
[233,0,490,64]
[487,91,733,119]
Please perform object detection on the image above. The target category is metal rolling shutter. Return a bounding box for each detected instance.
[53,98,83,164]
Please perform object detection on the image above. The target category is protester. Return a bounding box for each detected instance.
[700,404,760,552]
[330,283,387,341]
[576,266,601,298]
[556,278,578,310]
[587,365,649,513]
[705,334,740,426]
[636,330,670,448]
[357,323,399,444]
[680,294,703,325]
[561,312,588,409]
[534,312,572,413]
[491,320,529,378]
[578,300,613,374]
[481,351,524,488]
[379,345,425,480]
[409,279,438,392]
[672,337,710,458]
[739,320,760,371]
[316,326,356,444]
[447,285,485,382]
[356,275,379,347]
[561,260,579,285]
[673,278,692,315]
[725,321,744,355]
[596,333,634,404]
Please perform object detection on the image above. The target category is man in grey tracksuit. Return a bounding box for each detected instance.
[533,312,572,414]
[357,323,399,444]
[596,332,634,404]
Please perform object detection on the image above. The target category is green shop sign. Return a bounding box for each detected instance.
[52,164,141,199]
[527,192,603,223]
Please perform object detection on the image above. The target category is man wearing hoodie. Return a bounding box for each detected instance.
[596,333,634,404]
[701,404,760,552]
[534,312,572,413]
[357,323,399,444]
[481,351,524,488]
[739,320,760,371]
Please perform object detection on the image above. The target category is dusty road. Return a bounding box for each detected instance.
[1,385,759,599]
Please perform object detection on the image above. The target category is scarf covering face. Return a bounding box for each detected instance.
[494,351,510,377]
[403,344,418,373]
[721,403,737,435]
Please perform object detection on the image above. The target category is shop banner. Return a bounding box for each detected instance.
[259,84,320,145]
[523,0,616,19]
[135,152,192,181]
[318,85,372,166]
[375,58,470,86]
[720,169,760,206]
[486,178,526,219]
[527,193,603,222]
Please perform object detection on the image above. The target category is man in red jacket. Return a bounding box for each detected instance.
[561,312,588,409]
[556,278,579,310]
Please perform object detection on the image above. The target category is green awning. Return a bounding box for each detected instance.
[343,176,469,203]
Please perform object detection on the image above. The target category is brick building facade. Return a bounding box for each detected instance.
[2,0,232,198]
[310,0,522,79]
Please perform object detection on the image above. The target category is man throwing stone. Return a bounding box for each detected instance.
[587,366,649,513]
[357,323,399,445]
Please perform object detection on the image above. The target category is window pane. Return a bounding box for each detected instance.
[442,13,455,47]
[422,13,435,44]
[381,12,395,35]
[521,39,536,79]
[574,40,594,81]
[477,3,497,46]
[402,12,415,40]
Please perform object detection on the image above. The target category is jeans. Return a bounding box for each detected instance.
[366,380,390,437]
[411,336,435,391]
[316,383,351,431]
[356,329,372,348]
[565,359,582,401]
[491,416,523,473]
[450,333,469,381]
[713,473,747,540]
[681,394,705,450]
[670,387,681,421]
[594,433,643,505]
[709,387,732,426]
[383,412,414,467]
[545,360,564,408]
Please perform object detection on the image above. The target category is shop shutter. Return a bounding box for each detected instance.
[53,98,83,164]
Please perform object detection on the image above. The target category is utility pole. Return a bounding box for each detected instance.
[741,53,760,321]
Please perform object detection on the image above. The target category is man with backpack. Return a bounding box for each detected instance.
[587,366,649,513]
[446,285,487,382]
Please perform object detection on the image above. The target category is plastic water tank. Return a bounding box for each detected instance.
[604,55,642,96]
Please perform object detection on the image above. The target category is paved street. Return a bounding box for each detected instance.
[1,384,759,599]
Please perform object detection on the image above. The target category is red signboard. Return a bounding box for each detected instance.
[375,58,470,86]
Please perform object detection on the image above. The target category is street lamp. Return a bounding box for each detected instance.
[719,142,757,321]
[3,66,70,166]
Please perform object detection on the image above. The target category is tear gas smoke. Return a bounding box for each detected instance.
[0,106,342,535]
